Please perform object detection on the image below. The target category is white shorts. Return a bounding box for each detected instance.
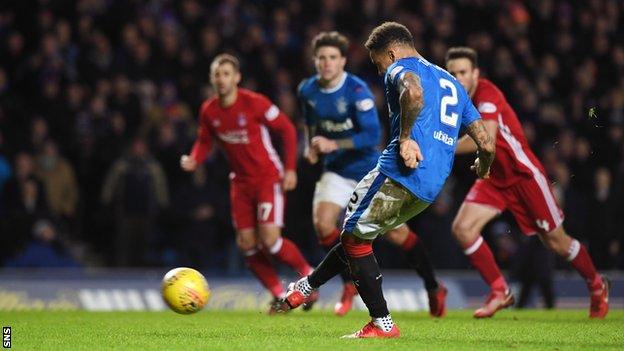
[343,167,429,241]
[313,171,359,208]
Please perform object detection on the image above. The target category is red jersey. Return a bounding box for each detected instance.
[473,79,546,188]
[190,89,297,182]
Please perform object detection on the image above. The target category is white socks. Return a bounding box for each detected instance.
[294,277,313,297]
[566,239,581,261]
[373,315,394,332]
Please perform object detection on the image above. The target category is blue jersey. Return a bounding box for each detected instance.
[298,72,381,181]
[379,57,481,203]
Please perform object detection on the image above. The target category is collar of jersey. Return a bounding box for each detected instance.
[318,72,347,94]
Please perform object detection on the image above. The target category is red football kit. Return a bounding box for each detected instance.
[465,79,564,235]
[190,89,297,230]
[461,79,606,318]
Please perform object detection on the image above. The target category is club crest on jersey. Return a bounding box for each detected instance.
[212,119,221,127]
[237,113,247,127]
[335,97,348,115]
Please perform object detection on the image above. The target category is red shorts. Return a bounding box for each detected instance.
[464,177,564,235]
[230,178,284,231]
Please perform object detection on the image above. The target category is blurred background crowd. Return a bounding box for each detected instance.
[1,0,623,275]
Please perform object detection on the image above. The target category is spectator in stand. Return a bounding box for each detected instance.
[2,153,49,255]
[0,0,622,268]
[101,137,168,266]
[587,168,618,269]
[34,139,79,222]
[4,219,80,268]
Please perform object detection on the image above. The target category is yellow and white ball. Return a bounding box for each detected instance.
[162,267,210,314]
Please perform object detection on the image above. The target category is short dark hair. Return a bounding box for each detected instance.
[312,31,349,56]
[365,22,414,52]
[445,47,478,68]
[211,53,240,71]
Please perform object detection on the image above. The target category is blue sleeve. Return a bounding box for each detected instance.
[386,64,413,92]
[297,81,315,126]
[461,93,481,128]
[351,86,381,149]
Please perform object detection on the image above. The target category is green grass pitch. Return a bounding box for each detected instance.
[1,310,622,350]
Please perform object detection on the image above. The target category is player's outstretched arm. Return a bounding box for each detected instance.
[466,119,495,178]
[398,72,424,168]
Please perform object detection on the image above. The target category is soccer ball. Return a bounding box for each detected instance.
[161,267,210,314]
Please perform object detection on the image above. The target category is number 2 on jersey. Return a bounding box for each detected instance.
[439,78,458,127]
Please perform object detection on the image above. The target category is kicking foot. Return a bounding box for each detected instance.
[275,277,313,312]
[302,289,320,311]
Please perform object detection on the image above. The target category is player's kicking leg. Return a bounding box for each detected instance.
[312,172,357,316]
[314,201,357,315]
[385,225,447,317]
[280,169,428,338]
[452,201,514,318]
[538,227,610,318]
[312,172,361,315]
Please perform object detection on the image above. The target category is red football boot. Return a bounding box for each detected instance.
[589,276,610,319]
[275,278,310,312]
[473,290,514,318]
[302,289,320,311]
[428,283,448,318]
[341,321,400,339]
[334,282,358,316]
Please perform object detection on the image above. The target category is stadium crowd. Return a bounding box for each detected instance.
[1,0,623,272]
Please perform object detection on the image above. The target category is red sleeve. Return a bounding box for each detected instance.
[255,95,297,171]
[474,84,503,122]
[190,102,213,164]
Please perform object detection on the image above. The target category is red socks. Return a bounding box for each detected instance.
[566,239,602,291]
[401,231,419,251]
[269,237,313,277]
[243,249,284,298]
[464,236,508,292]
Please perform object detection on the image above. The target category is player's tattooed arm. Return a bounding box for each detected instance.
[396,72,425,168]
[398,72,424,141]
[466,119,496,178]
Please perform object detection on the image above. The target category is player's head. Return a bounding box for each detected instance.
[312,31,348,83]
[365,22,415,76]
[445,47,480,96]
[210,54,241,97]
